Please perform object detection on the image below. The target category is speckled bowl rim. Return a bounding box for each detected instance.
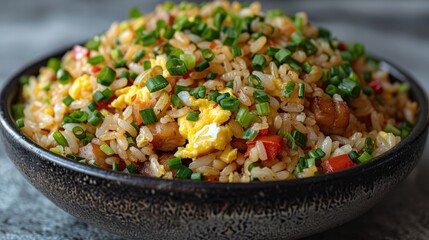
[1,45,428,192]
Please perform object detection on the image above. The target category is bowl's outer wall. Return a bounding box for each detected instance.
[0,50,427,239]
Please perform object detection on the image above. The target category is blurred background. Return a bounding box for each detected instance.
[0,0,428,239]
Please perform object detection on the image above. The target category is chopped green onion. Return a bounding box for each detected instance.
[363,71,372,82]
[274,48,291,63]
[168,157,182,170]
[348,150,360,162]
[87,102,98,112]
[113,59,127,68]
[251,54,267,71]
[192,22,207,35]
[242,128,258,141]
[16,118,24,128]
[384,124,401,136]
[12,103,25,119]
[112,161,118,172]
[66,154,86,161]
[87,56,105,65]
[156,19,166,32]
[139,61,150,72]
[176,166,193,179]
[236,108,257,128]
[146,75,169,93]
[266,9,284,18]
[126,137,135,146]
[267,47,280,57]
[256,102,270,115]
[19,75,30,86]
[50,147,61,154]
[132,49,146,63]
[213,8,227,28]
[306,158,316,167]
[226,82,233,88]
[294,15,304,32]
[53,131,68,147]
[291,130,307,149]
[278,130,298,150]
[130,72,138,80]
[47,58,61,71]
[128,7,142,19]
[232,46,242,57]
[248,162,260,172]
[325,84,339,96]
[315,148,326,158]
[202,49,215,62]
[101,88,114,100]
[208,90,221,102]
[253,91,269,103]
[141,31,157,46]
[126,164,138,174]
[190,86,206,99]
[219,97,239,111]
[57,69,72,84]
[397,83,410,93]
[67,111,89,123]
[100,143,114,156]
[88,110,104,126]
[92,91,105,102]
[174,85,190,94]
[201,27,220,41]
[85,35,101,50]
[247,74,264,90]
[354,43,365,57]
[285,58,302,72]
[186,111,199,121]
[207,72,217,80]
[168,48,184,59]
[362,86,373,96]
[303,62,312,73]
[302,39,318,56]
[308,150,319,160]
[139,108,157,125]
[72,126,86,140]
[291,32,304,44]
[171,94,184,109]
[318,27,331,38]
[163,27,176,39]
[42,83,52,91]
[62,95,74,107]
[180,54,196,70]
[80,132,94,146]
[283,82,296,97]
[191,172,204,181]
[195,60,210,72]
[364,137,375,155]
[338,78,361,99]
[166,58,187,76]
[357,151,373,163]
[97,66,116,86]
[110,48,122,60]
[298,83,305,98]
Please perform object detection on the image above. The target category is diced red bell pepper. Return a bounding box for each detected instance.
[91,66,102,74]
[368,78,383,94]
[209,41,217,49]
[245,135,283,161]
[325,154,355,173]
[96,96,116,110]
[71,45,90,61]
[258,128,269,136]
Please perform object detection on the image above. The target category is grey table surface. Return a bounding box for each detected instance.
[0,0,428,239]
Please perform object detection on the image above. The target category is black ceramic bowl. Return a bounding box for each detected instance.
[0,47,428,240]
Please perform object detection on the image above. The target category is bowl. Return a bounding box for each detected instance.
[0,47,428,239]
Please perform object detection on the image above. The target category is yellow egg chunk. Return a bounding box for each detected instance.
[111,86,150,110]
[219,144,238,164]
[175,98,233,159]
[68,75,92,100]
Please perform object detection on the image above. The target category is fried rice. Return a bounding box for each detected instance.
[13,1,418,182]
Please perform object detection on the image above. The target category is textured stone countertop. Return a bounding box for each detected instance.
[0,0,428,239]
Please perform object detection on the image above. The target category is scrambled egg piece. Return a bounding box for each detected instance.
[220,144,238,164]
[175,98,233,159]
[111,86,151,110]
[69,75,93,100]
